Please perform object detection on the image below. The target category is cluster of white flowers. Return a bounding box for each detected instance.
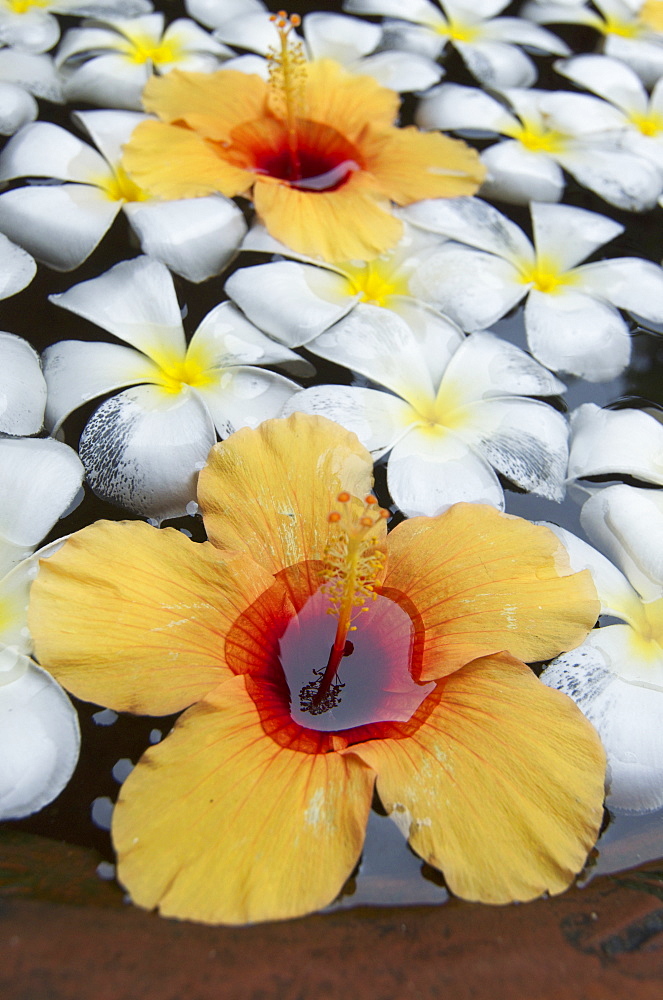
[3,0,663,853]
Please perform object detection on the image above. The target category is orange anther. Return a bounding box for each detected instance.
[328,511,342,523]
[359,516,373,527]
[365,495,377,505]
[380,509,390,519]
[291,13,301,26]
[337,491,350,503]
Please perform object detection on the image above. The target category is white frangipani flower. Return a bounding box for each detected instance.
[0,111,247,281]
[344,0,570,88]
[524,0,663,86]
[0,236,35,301]
[541,485,663,813]
[56,12,231,110]
[226,222,450,348]
[568,403,663,484]
[401,197,663,380]
[0,331,45,434]
[0,436,84,821]
[0,47,62,135]
[555,53,663,170]
[44,256,306,521]
[416,82,663,209]
[188,0,442,92]
[282,298,569,517]
[0,0,152,54]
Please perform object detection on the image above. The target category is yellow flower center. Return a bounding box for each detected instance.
[600,15,640,37]
[343,260,410,306]
[641,0,663,31]
[405,382,466,436]
[152,351,215,394]
[627,596,663,663]
[6,0,50,12]
[512,121,566,154]
[517,257,577,294]
[94,165,148,203]
[629,108,663,135]
[435,18,479,42]
[118,30,184,66]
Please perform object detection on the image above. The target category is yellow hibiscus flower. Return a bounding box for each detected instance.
[29,413,604,925]
[121,13,485,262]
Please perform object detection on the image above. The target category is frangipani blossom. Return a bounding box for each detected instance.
[401,197,663,380]
[568,402,663,485]
[122,15,484,263]
[541,486,663,812]
[344,0,569,88]
[525,0,663,86]
[0,47,63,135]
[416,82,663,209]
[56,13,232,110]
[0,435,84,820]
[0,0,152,54]
[29,413,605,923]
[0,111,247,281]
[191,2,442,93]
[556,53,663,170]
[44,256,304,520]
[283,299,569,516]
[226,222,450,348]
[0,236,35,301]
[0,331,45,434]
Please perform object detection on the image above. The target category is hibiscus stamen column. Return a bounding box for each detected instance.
[301,494,389,713]
[268,11,305,182]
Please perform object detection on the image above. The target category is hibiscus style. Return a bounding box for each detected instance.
[29,414,605,924]
[121,12,485,261]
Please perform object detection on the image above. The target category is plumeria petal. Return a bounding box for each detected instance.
[0,438,84,574]
[0,331,45,435]
[524,289,632,381]
[386,427,505,515]
[605,33,663,87]
[29,520,274,715]
[225,261,355,348]
[581,486,663,603]
[49,257,187,364]
[576,258,663,323]
[0,235,35,301]
[0,48,62,103]
[555,53,649,116]
[479,139,566,204]
[530,201,623,272]
[198,413,375,575]
[0,184,121,271]
[415,82,520,134]
[351,653,604,902]
[112,673,375,924]
[542,655,663,813]
[124,196,247,284]
[456,39,538,89]
[0,82,37,136]
[78,384,216,521]
[356,50,443,91]
[42,340,164,433]
[0,121,108,183]
[188,300,311,373]
[401,195,534,261]
[192,367,301,438]
[0,658,80,821]
[569,404,663,483]
[440,329,565,401]
[303,11,382,62]
[555,144,662,213]
[382,503,599,679]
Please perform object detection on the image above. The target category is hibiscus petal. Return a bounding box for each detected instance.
[124,195,247,284]
[382,502,599,679]
[524,289,631,381]
[568,403,663,483]
[543,654,663,813]
[49,256,187,363]
[79,385,217,521]
[29,520,274,714]
[112,673,375,924]
[386,428,505,516]
[0,184,120,271]
[198,412,375,575]
[225,261,355,348]
[0,331,44,434]
[349,654,604,902]
[581,486,663,603]
[0,658,80,821]
[0,438,83,574]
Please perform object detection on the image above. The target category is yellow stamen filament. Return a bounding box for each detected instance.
[268,11,306,179]
[310,492,389,708]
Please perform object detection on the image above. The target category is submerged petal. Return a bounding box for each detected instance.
[0,331,45,435]
[113,673,375,924]
[382,503,599,680]
[29,520,274,715]
[199,413,375,575]
[350,654,605,903]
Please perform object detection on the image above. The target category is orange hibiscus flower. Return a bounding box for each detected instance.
[29,414,604,925]
[121,13,485,262]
